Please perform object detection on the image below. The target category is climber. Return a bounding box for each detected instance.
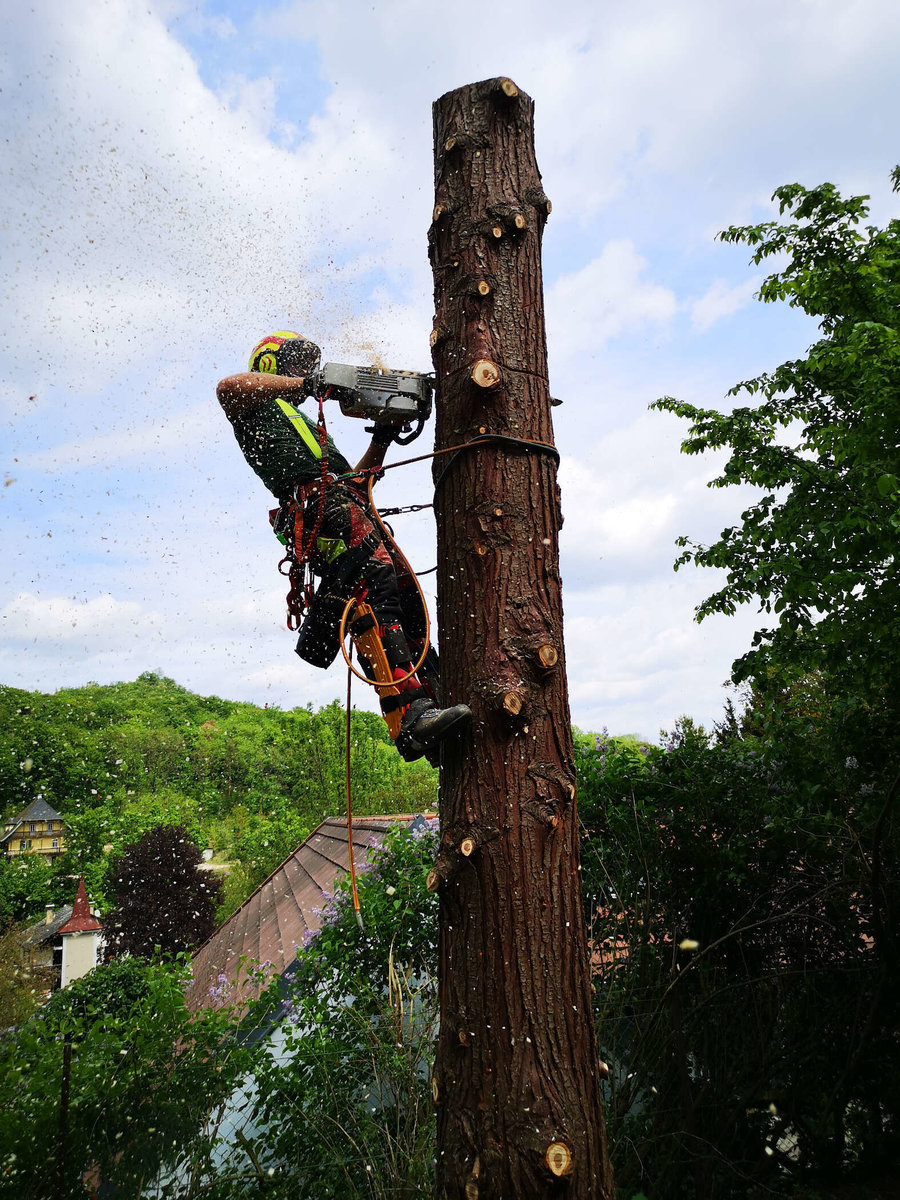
[217,330,470,763]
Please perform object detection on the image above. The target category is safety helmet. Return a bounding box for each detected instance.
[248,331,321,377]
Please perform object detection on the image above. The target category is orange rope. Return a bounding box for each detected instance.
[345,655,363,931]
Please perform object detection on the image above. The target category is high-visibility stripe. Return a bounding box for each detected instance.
[274,397,322,459]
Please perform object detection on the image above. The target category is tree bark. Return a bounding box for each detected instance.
[429,78,615,1200]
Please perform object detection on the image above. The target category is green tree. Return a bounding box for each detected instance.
[0,955,249,1198]
[642,173,900,1194]
[227,798,310,896]
[577,714,900,1197]
[0,855,56,925]
[654,169,900,694]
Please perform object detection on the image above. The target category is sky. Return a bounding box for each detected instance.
[1,0,898,740]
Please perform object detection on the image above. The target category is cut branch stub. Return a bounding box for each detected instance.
[441,131,481,158]
[524,186,553,216]
[427,851,457,892]
[503,690,525,716]
[459,836,476,857]
[486,202,527,236]
[545,1142,573,1177]
[537,644,559,670]
[472,359,502,389]
[498,77,519,97]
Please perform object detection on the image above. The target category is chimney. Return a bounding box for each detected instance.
[45,905,54,925]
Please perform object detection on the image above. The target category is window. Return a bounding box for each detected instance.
[52,839,59,849]
[29,823,36,833]
[19,840,31,852]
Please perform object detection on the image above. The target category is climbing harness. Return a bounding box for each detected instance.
[272,393,336,630]
[270,397,561,928]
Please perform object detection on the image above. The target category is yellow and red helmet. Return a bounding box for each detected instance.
[248,331,321,377]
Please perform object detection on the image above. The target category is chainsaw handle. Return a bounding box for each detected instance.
[391,413,426,446]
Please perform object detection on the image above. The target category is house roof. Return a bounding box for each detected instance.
[187,814,430,1013]
[1,796,64,843]
[58,876,102,935]
[24,905,74,948]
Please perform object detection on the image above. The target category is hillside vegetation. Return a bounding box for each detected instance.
[0,672,438,923]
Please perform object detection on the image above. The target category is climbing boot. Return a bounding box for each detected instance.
[396,698,472,763]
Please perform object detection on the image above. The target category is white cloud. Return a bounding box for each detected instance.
[561,456,677,557]
[557,406,745,580]
[0,592,153,643]
[691,277,760,332]
[563,576,761,739]
[0,0,422,404]
[547,241,677,359]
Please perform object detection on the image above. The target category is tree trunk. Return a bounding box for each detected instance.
[428,77,615,1200]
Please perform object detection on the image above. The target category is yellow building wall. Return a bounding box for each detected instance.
[5,820,66,858]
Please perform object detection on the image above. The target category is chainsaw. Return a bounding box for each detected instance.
[308,363,434,445]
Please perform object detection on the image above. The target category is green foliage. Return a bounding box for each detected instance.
[226,798,311,897]
[63,790,207,871]
[185,823,440,1198]
[578,704,900,1198]
[653,169,900,693]
[0,956,248,1199]
[599,168,900,1196]
[290,821,439,998]
[8,695,894,1199]
[0,855,56,926]
[0,677,438,923]
[0,680,436,827]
